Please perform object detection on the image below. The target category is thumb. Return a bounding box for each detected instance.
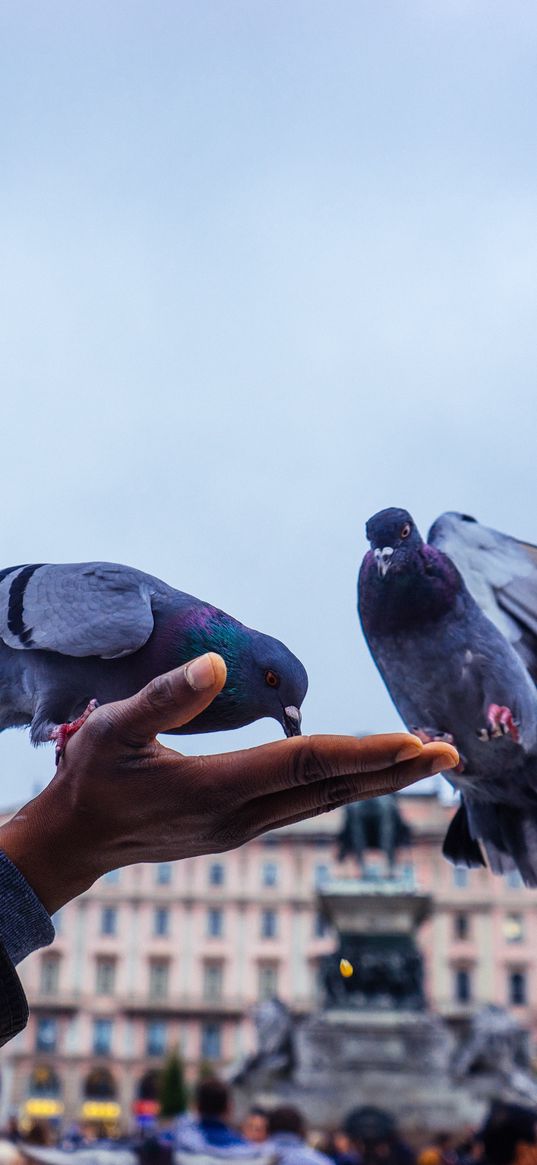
[108,653,227,745]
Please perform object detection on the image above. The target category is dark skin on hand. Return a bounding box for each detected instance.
[0,653,459,914]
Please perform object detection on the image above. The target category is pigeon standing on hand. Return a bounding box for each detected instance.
[0,561,307,758]
[358,507,537,886]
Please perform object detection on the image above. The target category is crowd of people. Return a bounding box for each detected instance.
[2,1081,534,1165]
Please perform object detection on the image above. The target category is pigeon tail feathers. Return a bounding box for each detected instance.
[442,802,486,869]
[464,799,537,888]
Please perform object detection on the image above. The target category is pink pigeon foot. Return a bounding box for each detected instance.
[479,703,520,744]
[411,727,465,773]
[51,699,99,763]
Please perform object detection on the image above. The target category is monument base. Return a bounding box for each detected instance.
[236,1009,484,1134]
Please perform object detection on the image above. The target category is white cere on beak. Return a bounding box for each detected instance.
[374,546,394,577]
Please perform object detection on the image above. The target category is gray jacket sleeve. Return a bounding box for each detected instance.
[0,850,56,1047]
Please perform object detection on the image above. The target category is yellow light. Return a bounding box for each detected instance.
[25,1100,64,1117]
[339,958,354,978]
[81,1102,121,1120]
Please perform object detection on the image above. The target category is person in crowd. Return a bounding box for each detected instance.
[481,1102,537,1165]
[175,1079,253,1155]
[322,1129,363,1165]
[242,1109,269,1145]
[265,1105,332,1165]
[0,653,453,1045]
[418,1134,457,1165]
[342,1108,415,1165]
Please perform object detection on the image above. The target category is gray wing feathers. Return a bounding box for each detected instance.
[0,563,157,658]
[429,513,537,654]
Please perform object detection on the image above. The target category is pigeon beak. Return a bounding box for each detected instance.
[374,547,394,578]
[283,706,302,737]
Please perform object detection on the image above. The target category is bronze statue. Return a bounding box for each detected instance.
[336,793,412,877]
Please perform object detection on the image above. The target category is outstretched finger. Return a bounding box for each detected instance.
[219,732,428,799]
[99,653,227,746]
[229,742,458,839]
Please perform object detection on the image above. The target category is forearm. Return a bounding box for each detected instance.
[0,790,103,916]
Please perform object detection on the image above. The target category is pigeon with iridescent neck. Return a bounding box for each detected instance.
[0,561,307,757]
[358,507,537,886]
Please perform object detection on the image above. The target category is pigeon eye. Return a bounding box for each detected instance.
[400,523,411,539]
[265,670,280,689]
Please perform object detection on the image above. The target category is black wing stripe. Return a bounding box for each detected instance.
[7,564,45,646]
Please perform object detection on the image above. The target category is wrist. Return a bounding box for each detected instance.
[0,789,105,914]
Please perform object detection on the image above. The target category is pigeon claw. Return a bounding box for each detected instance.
[51,699,99,764]
[411,728,466,773]
[479,703,520,744]
[412,727,455,746]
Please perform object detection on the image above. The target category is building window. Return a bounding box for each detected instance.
[29,1066,60,1097]
[96,958,116,996]
[201,1022,221,1060]
[453,867,469,888]
[103,869,120,884]
[146,1020,167,1057]
[454,967,472,1003]
[203,961,224,1001]
[258,963,279,1000]
[509,970,527,1007]
[101,907,117,936]
[156,863,172,886]
[154,908,170,937]
[454,913,469,941]
[149,960,169,1000]
[260,909,277,939]
[208,862,225,886]
[314,863,329,887]
[504,914,525,942]
[40,956,60,995]
[207,908,224,938]
[35,1017,57,1053]
[262,861,279,887]
[93,1018,113,1056]
[313,912,329,939]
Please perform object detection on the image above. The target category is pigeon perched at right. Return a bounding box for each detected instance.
[0,561,308,757]
[358,508,537,886]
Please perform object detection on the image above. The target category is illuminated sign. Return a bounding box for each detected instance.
[133,1100,160,1116]
[81,1102,121,1120]
[25,1099,64,1117]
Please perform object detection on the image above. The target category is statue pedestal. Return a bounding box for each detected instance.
[318,877,431,1012]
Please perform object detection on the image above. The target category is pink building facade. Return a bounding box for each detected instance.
[1,791,535,1129]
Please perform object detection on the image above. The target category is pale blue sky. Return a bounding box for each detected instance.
[0,1,536,803]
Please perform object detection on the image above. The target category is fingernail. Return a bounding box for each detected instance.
[185,653,217,691]
[428,752,458,775]
[395,737,424,763]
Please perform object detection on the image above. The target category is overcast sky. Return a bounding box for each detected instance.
[0,1,536,805]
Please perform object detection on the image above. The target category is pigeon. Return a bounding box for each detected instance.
[0,561,308,756]
[358,507,537,886]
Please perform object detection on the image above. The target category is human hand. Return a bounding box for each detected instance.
[0,653,458,913]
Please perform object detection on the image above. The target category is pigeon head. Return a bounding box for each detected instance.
[365,507,423,578]
[178,607,308,737]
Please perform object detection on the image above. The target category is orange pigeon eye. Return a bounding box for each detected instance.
[400,523,411,539]
[265,670,280,688]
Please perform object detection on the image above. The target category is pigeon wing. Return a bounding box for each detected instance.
[0,562,157,658]
[428,513,537,682]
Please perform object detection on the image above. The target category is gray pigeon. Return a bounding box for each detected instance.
[358,508,537,886]
[0,561,308,756]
